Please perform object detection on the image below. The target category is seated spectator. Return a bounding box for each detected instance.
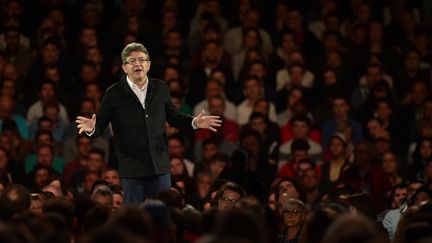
[279,115,322,168]
[195,95,239,144]
[0,95,28,139]
[215,181,246,210]
[26,80,68,125]
[278,198,307,243]
[168,134,194,177]
[91,184,114,211]
[101,167,121,186]
[63,134,92,186]
[24,130,64,174]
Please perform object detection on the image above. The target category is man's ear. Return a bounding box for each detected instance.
[121,64,127,74]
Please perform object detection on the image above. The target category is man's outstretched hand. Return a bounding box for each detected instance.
[195,110,222,132]
[76,114,96,134]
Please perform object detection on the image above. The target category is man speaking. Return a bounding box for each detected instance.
[76,43,221,204]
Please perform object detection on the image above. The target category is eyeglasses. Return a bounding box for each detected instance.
[125,57,149,65]
[220,195,238,204]
[283,209,303,216]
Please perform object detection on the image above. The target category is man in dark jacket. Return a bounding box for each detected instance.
[76,42,221,204]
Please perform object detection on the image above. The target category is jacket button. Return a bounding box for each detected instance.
[145,114,148,117]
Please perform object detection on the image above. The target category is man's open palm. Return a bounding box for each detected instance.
[76,114,96,134]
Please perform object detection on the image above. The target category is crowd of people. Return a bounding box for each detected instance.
[1,0,432,242]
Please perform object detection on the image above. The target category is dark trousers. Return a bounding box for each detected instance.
[121,173,171,205]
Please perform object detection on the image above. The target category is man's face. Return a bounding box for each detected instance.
[203,144,218,160]
[87,153,104,172]
[206,81,222,99]
[93,193,113,210]
[293,121,309,138]
[302,169,318,190]
[218,189,241,209]
[164,32,182,49]
[113,193,124,210]
[366,67,382,84]
[332,98,349,119]
[208,98,225,116]
[41,43,59,64]
[39,83,55,100]
[203,43,220,63]
[121,51,150,82]
[168,139,184,156]
[244,79,261,99]
[5,30,19,50]
[250,117,266,135]
[393,188,407,208]
[101,170,121,185]
[37,146,53,166]
[77,137,92,157]
[278,181,299,198]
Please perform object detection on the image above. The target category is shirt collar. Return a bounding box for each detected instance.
[126,76,148,91]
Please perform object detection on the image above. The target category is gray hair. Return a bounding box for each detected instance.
[121,42,149,64]
[282,198,306,213]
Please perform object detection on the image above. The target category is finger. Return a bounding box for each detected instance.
[209,126,217,132]
[91,114,96,121]
[204,115,220,119]
[76,116,89,120]
[78,128,83,134]
[210,119,222,123]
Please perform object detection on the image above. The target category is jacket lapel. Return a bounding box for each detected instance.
[119,78,142,107]
[145,78,157,109]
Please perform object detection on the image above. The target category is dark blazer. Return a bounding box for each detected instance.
[91,77,194,177]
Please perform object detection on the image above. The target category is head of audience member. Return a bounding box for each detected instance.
[205,79,224,101]
[208,95,227,118]
[302,168,320,192]
[44,196,76,232]
[83,171,100,195]
[329,133,347,159]
[248,112,268,137]
[322,214,381,243]
[101,167,121,186]
[80,61,100,83]
[286,8,303,31]
[290,115,311,140]
[208,152,230,180]
[202,137,220,162]
[170,155,187,177]
[36,143,55,168]
[109,184,124,210]
[0,95,15,120]
[410,80,430,106]
[91,184,114,211]
[242,76,263,101]
[217,181,246,210]
[87,148,106,174]
[167,134,186,158]
[40,38,61,65]
[29,192,46,214]
[202,40,222,66]
[413,137,432,163]
[0,78,16,98]
[291,138,310,161]
[275,177,304,209]
[281,198,307,230]
[0,183,30,219]
[353,141,374,172]
[195,170,213,199]
[253,98,271,117]
[331,95,350,120]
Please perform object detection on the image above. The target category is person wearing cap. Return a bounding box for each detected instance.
[76,43,222,204]
[320,133,351,194]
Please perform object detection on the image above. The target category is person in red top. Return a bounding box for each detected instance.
[195,95,239,143]
[278,138,321,179]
